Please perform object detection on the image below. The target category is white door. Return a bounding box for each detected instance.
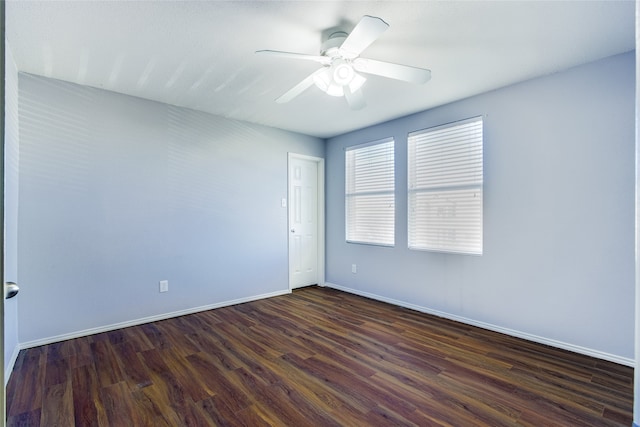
[1,20,9,425]
[1,13,8,423]
[288,156,319,289]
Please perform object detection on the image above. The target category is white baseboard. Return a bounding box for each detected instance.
[12,282,633,376]
[325,282,634,367]
[18,289,291,351]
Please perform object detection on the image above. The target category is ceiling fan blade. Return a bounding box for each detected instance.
[255,50,331,65]
[344,86,366,110]
[353,58,431,84]
[339,15,389,58]
[276,68,325,104]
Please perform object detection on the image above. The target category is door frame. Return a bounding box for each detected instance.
[287,153,325,291]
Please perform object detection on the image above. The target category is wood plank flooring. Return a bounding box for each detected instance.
[6,286,634,426]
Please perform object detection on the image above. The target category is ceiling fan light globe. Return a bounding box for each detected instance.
[348,73,366,93]
[313,68,344,97]
[326,83,344,97]
[313,70,332,92]
[333,62,355,85]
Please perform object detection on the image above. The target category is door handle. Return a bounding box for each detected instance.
[290,229,295,233]
[5,282,19,299]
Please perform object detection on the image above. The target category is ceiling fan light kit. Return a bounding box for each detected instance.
[313,61,366,98]
[331,59,355,85]
[256,15,431,110]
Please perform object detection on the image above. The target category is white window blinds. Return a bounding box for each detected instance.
[346,138,395,246]
[408,117,483,254]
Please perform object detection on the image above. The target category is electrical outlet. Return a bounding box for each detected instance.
[159,280,169,293]
[352,264,357,274]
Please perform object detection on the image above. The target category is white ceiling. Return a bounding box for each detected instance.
[6,1,635,139]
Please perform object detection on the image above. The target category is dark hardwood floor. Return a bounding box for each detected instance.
[6,286,634,426]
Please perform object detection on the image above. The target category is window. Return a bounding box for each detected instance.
[408,117,483,254]
[345,138,395,246]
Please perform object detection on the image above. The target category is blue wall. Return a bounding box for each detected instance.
[17,74,324,344]
[325,52,635,363]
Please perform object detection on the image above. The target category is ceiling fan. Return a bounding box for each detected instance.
[256,15,431,110]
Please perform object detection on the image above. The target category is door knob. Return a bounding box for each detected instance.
[5,282,19,299]
[290,228,295,233]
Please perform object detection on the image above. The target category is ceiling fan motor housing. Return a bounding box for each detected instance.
[321,31,348,57]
